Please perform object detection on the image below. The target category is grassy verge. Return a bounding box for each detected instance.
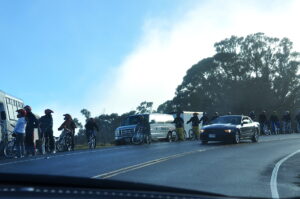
[74,143,115,150]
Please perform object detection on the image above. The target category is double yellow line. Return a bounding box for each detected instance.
[92,148,208,179]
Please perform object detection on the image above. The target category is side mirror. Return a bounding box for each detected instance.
[150,120,156,124]
[0,111,6,120]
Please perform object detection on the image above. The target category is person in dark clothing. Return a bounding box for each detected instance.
[270,111,280,134]
[58,114,77,150]
[173,112,184,141]
[85,118,99,145]
[249,111,256,121]
[199,112,209,126]
[210,112,219,122]
[24,105,39,156]
[282,111,292,134]
[39,109,54,153]
[259,111,268,134]
[187,113,200,140]
[296,112,300,133]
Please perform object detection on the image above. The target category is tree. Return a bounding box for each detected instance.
[136,101,153,114]
[159,33,300,117]
[80,109,91,120]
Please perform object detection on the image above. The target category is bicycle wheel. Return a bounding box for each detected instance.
[89,136,96,149]
[4,141,16,158]
[65,135,72,151]
[132,133,143,145]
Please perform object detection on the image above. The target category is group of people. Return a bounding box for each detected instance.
[13,106,99,158]
[171,110,300,141]
[251,110,300,134]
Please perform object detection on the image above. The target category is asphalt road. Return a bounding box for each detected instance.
[1,134,300,198]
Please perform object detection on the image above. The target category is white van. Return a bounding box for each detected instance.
[0,90,24,151]
[115,113,176,144]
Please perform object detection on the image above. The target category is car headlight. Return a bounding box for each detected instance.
[224,129,232,133]
[200,129,205,133]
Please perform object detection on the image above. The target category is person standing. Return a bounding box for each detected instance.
[85,118,99,147]
[58,114,77,150]
[199,112,209,126]
[187,113,200,140]
[39,109,54,153]
[295,111,300,133]
[24,105,39,156]
[173,112,185,141]
[13,109,27,158]
[270,111,280,134]
[259,111,268,134]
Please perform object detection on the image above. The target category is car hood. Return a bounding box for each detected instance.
[203,123,237,129]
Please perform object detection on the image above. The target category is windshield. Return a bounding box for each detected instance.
[122,115,149,126]
[1,1,300,199]
[210,116,241,125]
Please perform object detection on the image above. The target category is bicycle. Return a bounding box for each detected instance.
[132,127,151,145]
[56,128,73,152]
[87,131,96,149]
[3,131,18,158]
[261,123,271,135]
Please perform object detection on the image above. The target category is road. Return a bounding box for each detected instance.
[0,134,300,198]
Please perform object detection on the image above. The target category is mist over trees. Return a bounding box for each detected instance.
[76,33,300,145]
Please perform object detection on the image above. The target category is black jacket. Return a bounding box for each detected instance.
[85,120,99,131]
[173,117,184,128]
[199,115,209,125]
[187,116,200,127]
[270,115,279,122]
[282,114,291,122]
[259,114,267,123]
[25,112,39,131]
[39,114,53,132]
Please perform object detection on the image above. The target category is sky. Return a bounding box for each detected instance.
[1,0,300,134]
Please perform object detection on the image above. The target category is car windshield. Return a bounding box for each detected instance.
[1,1,300,199]
[210,116,241,125]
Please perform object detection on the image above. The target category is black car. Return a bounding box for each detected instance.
[200,115,260,144]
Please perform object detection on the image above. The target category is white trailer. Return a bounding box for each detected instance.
[173,111,203,139]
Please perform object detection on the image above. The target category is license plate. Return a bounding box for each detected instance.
[209,134,216,138]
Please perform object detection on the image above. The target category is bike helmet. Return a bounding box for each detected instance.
[24,105,32,112]
[45,109,54,114]
[16,109,27,117]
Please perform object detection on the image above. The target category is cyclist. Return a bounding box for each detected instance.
[24,105,39,156]
[173,112,184,141]
[187,113,200,140]
[282,111,292,134]
[58,114,77,150]
[249,111,256,121]
[85,118,99,147]
[39,109,54,153]
[295,111,300,133]
[259,111,268,135]
[270,111,280,134]
[199,112,209,126]
[210,112,219,122]
[13,109,27,158]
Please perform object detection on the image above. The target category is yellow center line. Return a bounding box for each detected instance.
[92,148,210,179]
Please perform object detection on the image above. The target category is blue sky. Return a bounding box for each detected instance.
[0,0,188,108]
[1,0,300,132]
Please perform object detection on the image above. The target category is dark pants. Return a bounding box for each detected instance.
[16,133,25,157]
[25,128,35,155]
[44,129,54,152]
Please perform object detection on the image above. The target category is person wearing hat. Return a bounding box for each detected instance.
[14,109,27,158]
[58,114,77,150]
[187,113,200,140]
[39,109,54,153]
[24,105,39,156]
[172,112,184,141]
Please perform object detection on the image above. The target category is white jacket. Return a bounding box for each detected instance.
[14,117,27,134]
